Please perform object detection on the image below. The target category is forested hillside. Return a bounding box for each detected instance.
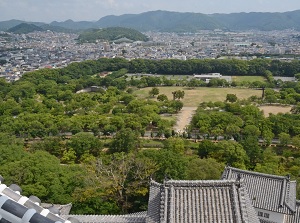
[1,57,300,214]
[2,10,300,32]
[7,23,44,34]
[77,27,149,43]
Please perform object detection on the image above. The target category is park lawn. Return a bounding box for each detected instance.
[232,76,266,82]
[259,105,292,117]
[134,87,263,107]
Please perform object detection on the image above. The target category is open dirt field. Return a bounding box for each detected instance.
[259,105,292,117]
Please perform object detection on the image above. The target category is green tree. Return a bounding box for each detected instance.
[198,140,216,158]
[225,125,240,139]
[30,136,64,157]
[61,148,77,164]
[255,148,281,175]
[226,94,238,103]
[143,149,188,181]
[212,141,249,169]
[148,87,160,97]
[172,90,185,100]
[261,129,274,146]
[163,137,185,154]
[169,100,183,113]
[90,152,157,213]
[278,132,291,146]
[67,132,103,160]
[0,150,82,204]
[292,135,300,148]
[157,94,168,102]
[185,157,224,180]
[0,133,26,165]
[110,128,140,153]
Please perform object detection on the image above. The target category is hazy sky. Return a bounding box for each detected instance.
[1,0,300,22]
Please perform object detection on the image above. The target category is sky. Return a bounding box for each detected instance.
[1,0,300,23]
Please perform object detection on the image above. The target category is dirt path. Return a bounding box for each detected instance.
[173,107,197,132]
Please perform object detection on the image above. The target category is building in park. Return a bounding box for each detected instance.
[222,166,300,223]
[1,167,300,223]
[193,72,222,83]
[145,179,259,223]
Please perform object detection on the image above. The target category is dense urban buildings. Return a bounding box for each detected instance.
[1,29,300,82]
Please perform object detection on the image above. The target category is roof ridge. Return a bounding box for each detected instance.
[284,181,297,213]
[164,179,237,185]
[225,166,288,180]
[230,183,243,222]
[66,212,147,217]
[237,184,248,222]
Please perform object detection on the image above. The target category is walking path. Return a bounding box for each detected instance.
[173,107,197,132]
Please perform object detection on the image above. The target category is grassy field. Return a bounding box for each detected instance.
[232,76,266,82]
[259,105,292,117]
[134,87,263,107]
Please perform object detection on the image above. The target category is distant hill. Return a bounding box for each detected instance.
[50,19,99,30]
[211,10,300,31]
[95,10,300,31]
[2,10,300,33]
[7,23,44,34]
[3,22,74,34]
[77,27,148,43]
[95,11,222,32]
[0,20,45,32]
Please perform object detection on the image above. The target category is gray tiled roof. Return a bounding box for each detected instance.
[222,166,297,215]
[65,212,147,223]
[286,201,300,223]
[259,220,278,223]
[146,181,162,223]
[147,179,260,223]
[42,203,73,215]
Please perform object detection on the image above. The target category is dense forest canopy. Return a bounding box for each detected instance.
[1,57,300,215]
[18,57,300,79]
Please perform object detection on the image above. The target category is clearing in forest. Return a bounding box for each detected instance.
[135,87,263,132]
[259,105,292,117]
[135,87,262,107]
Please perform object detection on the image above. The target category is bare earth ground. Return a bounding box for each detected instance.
[259,105,292,117]
[173,107,197,132]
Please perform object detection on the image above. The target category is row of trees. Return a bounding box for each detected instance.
[18,58,300,84]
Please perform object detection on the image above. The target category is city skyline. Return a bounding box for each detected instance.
[1,0,300,23]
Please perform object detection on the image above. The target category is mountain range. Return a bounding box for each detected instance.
[1,10,300,33]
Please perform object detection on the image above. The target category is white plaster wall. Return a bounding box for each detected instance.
[255,208,285,223]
